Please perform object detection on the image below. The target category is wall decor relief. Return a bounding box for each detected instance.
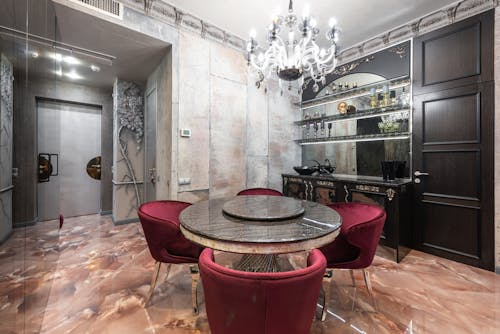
[0,60,13,117]
[0,54,13,241]
[112,80,144,223]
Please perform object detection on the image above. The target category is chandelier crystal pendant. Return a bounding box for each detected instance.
[247,0,340,93]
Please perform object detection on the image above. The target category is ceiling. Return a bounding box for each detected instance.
[165,0,458,49]
[0,0,169,89]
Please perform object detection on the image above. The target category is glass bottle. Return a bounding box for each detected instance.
[398,87,410,107]
[390,90,397,106]
[378,93,384,108]
[382,85,389,107]
[370,88,377,109]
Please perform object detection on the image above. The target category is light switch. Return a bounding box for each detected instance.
[178,178,191,185]
[180,129,191,137]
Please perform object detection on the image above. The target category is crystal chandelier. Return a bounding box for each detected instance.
[247,0,340,92]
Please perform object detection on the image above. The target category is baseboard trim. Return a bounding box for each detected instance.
[0,229,13,245]
[100,210,112,216]
[13,217,38,228]
[112,217,139,225]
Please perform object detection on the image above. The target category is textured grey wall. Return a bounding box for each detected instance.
[12,75,113,225]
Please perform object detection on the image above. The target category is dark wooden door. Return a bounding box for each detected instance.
[412,83,494,270]
[413,10,493,96]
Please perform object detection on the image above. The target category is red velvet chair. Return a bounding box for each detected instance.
[138,200,204,313]
[319,202,386,320]
[199,248,326,334]
[236,188,283,196]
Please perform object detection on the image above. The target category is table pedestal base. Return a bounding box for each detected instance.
[234,254,281,272]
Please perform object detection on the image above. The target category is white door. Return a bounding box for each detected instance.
[37,100,101,221]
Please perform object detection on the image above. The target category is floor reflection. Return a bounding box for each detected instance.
[0,214,499,333]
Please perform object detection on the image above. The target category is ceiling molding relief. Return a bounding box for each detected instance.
[117,0,497,64]
[120,0,247,51]
[337,0,498,64]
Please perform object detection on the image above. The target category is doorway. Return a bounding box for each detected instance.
[37,99,102,221]
[144,87,157,203]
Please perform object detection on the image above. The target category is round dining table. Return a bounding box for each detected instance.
[179,195,342,272]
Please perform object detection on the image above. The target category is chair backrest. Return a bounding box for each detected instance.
[138,200,202,264]
[236,188,283,196]
[199,248,326,334]
[327,202,386,269]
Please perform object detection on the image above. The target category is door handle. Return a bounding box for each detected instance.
[149,168,156,184]
[414,171,429,177]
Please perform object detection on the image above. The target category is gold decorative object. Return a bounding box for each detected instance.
[86,156,102,180]
[332,56,375,75]
[337,101,348,115]
[355,185,380,193]
[386,189,396,202]
[389,46,408,58]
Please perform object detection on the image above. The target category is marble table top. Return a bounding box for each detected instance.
[222,195,305,220]
[179,196,342,254]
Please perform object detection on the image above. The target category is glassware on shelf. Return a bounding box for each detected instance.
[382,85,389,107]
[390,90,397,106]
[370,88,377,109]
[320,119,326,137]
[377,93,384,108]
[398,87,410,107]
[327,122,332,138]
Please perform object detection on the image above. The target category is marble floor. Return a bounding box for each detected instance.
[0,214,499,334]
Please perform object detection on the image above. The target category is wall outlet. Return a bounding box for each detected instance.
[178,177,191,185]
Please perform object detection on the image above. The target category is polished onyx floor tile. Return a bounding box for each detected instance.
[0,214,499,333]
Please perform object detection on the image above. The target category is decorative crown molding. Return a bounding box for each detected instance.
[118,0,498,61]
[119,0,247,51]
[336,0,499,65]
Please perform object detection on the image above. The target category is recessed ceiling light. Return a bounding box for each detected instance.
[49,53,81,65]
[64,56,81,65]
[90,64,100,72]
[49,53,63,62]
[65,70,83,80]
[31,51,39,58]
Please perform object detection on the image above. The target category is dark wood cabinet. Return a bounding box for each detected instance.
[283,174,412,262]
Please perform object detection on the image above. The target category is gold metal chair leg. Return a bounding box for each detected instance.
[190,265,200,315]
[321,269,333,322]
[145,261,162,307]
[362,269,377,309]
[349,269,356,287]
[164,263,172,281]
[362,269,373,296]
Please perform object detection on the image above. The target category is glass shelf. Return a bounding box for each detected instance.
[299,75,410,109]
[297,132,410,146]
[296,105,410,126]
